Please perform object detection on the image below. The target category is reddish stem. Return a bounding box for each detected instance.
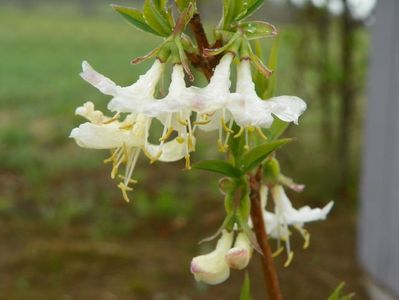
[249,167,283,300]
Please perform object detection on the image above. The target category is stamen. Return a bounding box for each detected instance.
[119,122,135,130]
[233,127,244,138]
[159,127,174,142]
[117,182,133,203]
[272,246,284,258]
[150,150,163,164]
[223,119,234,148]
[284,251,294,268]
[257,127,268,140]
[118,175,138,184]
[103,112,120,124]
[177,114,188,126]
[184,154,191,170]
[294,226,311,249]
[244,128,250,150]
[193,119,211,125]
[176,137,185,144]
[218,139,226,152]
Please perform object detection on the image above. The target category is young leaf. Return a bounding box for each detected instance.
[143,0,172,37]
[235,0,265,21]
[111,5,162,36]
[222,0,246,29]
[193,160,243,178]
[240,272,253,300]
[239,139,292,173]
[264,119,289,140]
[238,21,277,40]
[263,35,280,99]
[175,0,193,11]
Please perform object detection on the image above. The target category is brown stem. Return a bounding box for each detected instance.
[188,12,220,81]
[188,12,283,299]
[249,167,283,300]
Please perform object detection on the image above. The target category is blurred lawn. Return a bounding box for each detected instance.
[0,3,369,299]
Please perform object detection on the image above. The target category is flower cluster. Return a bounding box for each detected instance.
[190,183,333,285]
[70,54,306,201]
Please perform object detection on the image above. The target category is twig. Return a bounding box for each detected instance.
[249,167,283,300]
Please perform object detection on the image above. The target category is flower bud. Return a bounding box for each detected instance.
[225,232,252,270]
[190,230,233,285]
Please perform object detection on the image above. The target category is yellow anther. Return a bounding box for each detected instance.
[272,246,284,258]
[247,126,256,133]
[102,113,120,124]
[119,122,135,130]
[118,175,138,184]
[159,127,174,142]
[256,127,267,140]
[221,118,234,133]
[150,151,163,164]
[233,127,245,138]
[244,144,250,151]
[284,251,294,268]
[217,139,226,152]
[117,182,133,203]
[294,226,310,249]
[184,155,191,170]
[104,150,117,163]
[177,116,188,126]
[176,137,185,144]
[193,119,211,125]
[122,144,129,161]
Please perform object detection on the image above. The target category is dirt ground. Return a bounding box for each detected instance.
[0,195,370,300]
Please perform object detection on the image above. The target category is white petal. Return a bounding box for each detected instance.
[190,230,233,285]
[69,122,136,149]
[145,136,194,162]
[264,96,307,125]
[289,201,334,224]
[107,59,164,113]
[80,61,118,96]
[225,232,252,270]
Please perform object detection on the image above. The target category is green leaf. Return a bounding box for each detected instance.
[264,119,289,140]
[239,139,292,173]
[327,282,355,300]
[223,0,246,29]
[240,272,253,300]
[143,0,172,36]
[263,35,280,99]
[111,5,162,36]
[193,160,243,178]
[235,0,265,21]
[175,0,193,11]
[228,123,246,164]
[238,21,277,40]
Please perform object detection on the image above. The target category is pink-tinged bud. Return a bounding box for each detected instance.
[190,230,233,285]
[225,232,252,270]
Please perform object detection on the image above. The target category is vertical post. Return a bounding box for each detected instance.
[359,0,399,297]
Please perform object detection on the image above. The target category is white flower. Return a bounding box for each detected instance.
[70,102,152,202]
[225,232,252,270]
[80,60,164,113]
[229,59,307,129]
[260,184,333,266]
[190,230,233,285]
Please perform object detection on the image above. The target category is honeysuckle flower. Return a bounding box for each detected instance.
[190,230,233,285]
[72,59,187,201]
[225,232,253,270]
[226,59,307,148]
[80,59,164,113]
[260,184,334,267]
[70,102,152,202]
[143,63,195,169]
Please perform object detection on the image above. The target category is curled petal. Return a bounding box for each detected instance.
[69,122,137,149]
[80,61,118,96]
[225,232,252,270]
[264,96,307,125]
[190,230,233,285]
